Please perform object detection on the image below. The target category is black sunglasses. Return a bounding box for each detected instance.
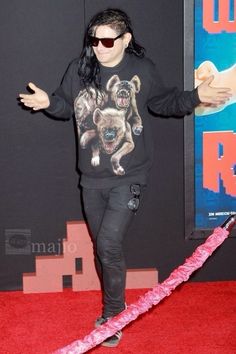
[88,33,125,48]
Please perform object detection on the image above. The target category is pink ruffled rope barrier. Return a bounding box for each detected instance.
[53,216,235,354]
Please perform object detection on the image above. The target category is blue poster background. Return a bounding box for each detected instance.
[194,0,236,228]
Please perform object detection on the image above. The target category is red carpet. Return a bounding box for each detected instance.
[0,281,236,354]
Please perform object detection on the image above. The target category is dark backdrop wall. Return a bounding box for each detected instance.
[1,0,235,290]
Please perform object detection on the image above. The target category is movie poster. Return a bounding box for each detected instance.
[194,0,236,229]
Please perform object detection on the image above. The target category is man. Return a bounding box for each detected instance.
[19,8,231,347]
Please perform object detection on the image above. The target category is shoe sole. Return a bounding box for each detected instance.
[101,341,120,347]
[101,332,122,347]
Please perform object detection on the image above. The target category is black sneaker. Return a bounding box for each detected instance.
[95,316,108,328]
[95,316,122,347]
[101,331,122,347]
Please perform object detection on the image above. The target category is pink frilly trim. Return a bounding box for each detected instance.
[53,227,229,354]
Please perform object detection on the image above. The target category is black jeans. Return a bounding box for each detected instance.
[82,184,142,318]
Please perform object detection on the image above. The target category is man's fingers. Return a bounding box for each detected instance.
[215,94,231,100]
[19,93,32,99]
[214,88,232,95]
[208,87,233,104]
[20,99,41,110]
[19,96,35,103]
[218,88,232,93]
[19,82,39,99]
[21,101,35,108]
[19,95,38,108]
[28,82,38,92]
[211,98,228,105]
[217,91,232,96]
[204,75,214,85]
[215,93,232,101]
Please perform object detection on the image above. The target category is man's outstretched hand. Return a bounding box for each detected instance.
[19,82,50,111]
[197,75,232,107]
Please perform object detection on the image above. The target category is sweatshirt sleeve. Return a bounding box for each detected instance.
[46,60,77,120]
[147,65,201,117]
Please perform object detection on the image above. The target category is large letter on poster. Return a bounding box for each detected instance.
[203,0,236,33]
[203,131,236,196]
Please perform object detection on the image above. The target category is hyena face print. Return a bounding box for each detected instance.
[106,74,143,135]
[74,88,107,137]
[92,107,134,175]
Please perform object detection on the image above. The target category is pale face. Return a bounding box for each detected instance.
[92,25,131,67]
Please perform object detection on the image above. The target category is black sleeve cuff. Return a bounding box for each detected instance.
[192,87,201,106]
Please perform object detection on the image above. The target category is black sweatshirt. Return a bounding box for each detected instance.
[46,53,200,189]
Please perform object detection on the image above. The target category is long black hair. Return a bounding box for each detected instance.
[78,8,145,90]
